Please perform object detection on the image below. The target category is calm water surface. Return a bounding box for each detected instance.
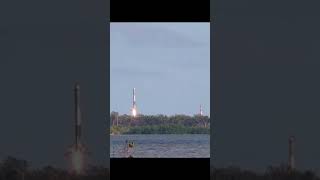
[111,134,209,158]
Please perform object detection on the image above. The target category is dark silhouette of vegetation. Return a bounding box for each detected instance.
[0,156,109,180]
[110,112,210,134]
[211,165,319,180]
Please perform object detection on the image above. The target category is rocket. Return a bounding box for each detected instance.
[133,88,136,108]
[65,82,89,174]
[200,104,203,116]
[74,82,82,149]
[131,88,137,117]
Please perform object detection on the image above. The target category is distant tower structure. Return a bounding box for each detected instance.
[111,111,119,126]
[200,104,203,116]
[131,88,137,117]
[116,112,119,126]
[288,136,295,170]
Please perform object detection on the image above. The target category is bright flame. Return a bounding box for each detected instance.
[71,149,84,174]
[132,108,137,117]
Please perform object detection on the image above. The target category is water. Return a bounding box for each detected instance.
[111,134,210,158]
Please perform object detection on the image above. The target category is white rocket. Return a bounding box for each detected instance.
[133,88,136,108]
[131,88,137,117]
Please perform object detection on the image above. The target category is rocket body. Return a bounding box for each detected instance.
[74,82,81,149]
[133,88,136,108]
[65,82,88,175]
[131,88,137,117]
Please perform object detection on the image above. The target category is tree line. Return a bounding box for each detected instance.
[110,112,210,134]
[0,156,108,180]
[211,165,319,180]
[3,155,318,180]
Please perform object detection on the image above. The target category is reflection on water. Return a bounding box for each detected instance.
[111,134,210,158]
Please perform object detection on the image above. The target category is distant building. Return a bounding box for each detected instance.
[111,111,119,126]
[288,136,295,170]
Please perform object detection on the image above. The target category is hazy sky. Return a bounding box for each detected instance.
[110,23,210,116]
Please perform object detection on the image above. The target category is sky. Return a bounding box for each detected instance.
[110,23,210,116]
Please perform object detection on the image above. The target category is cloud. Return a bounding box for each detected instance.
[111,23,207,48]
[111,66,166,79]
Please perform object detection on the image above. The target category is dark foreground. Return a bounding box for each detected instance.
[0,156,109,180]
[211,166,319,180]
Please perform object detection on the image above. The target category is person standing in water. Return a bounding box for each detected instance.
[124,140,135,158]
